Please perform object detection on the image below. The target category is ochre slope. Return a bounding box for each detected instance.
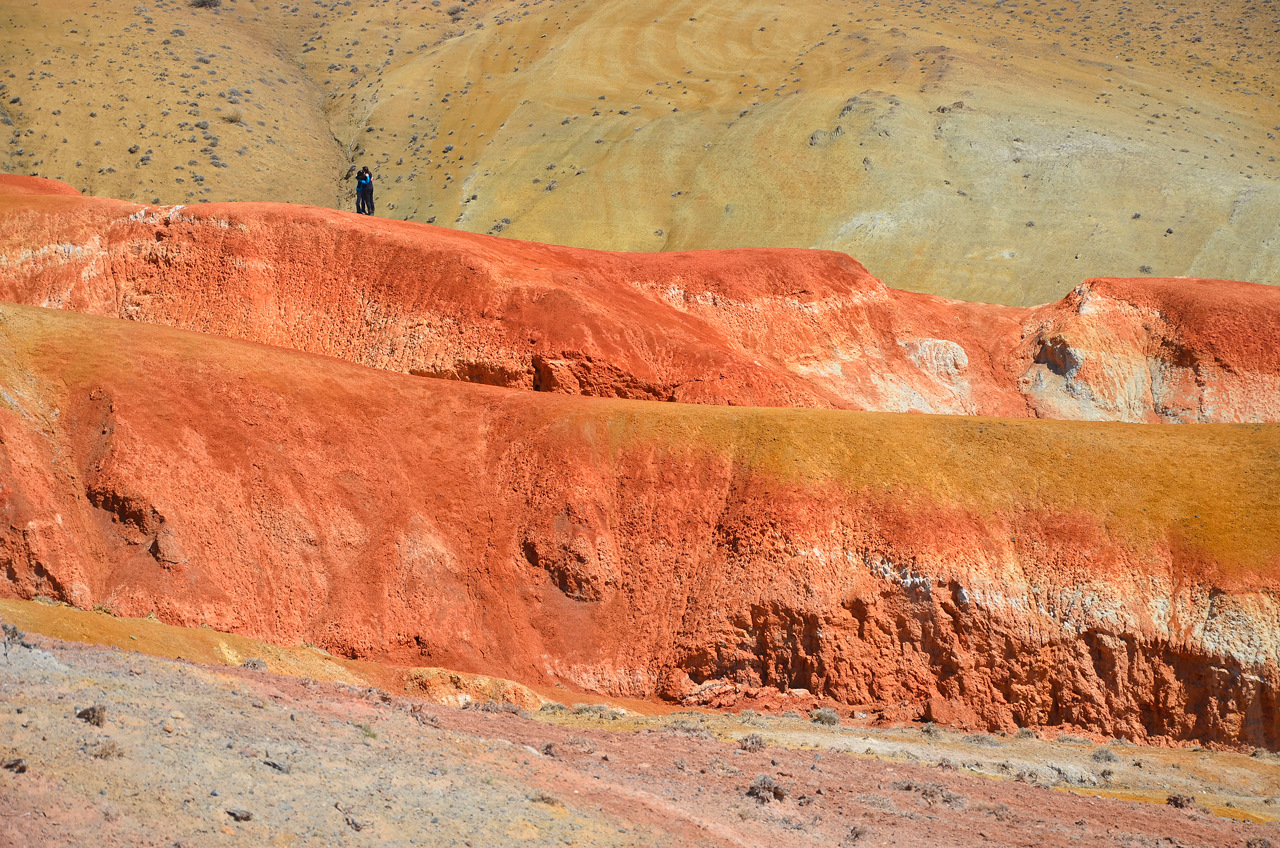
[4,176,1280,423]
[2,0,1277,304]
[1,303,1277,746]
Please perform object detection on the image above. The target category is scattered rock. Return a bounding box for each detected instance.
[890,779,965,808]
[77,705,106,727]
[225,808,252,822]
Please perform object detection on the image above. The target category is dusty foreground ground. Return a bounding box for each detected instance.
[2,619,1278,848]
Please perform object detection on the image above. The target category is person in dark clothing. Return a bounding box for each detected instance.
[355,166,374,215]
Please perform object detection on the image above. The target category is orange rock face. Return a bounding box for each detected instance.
[1,301,1277,748]
[3,177,1279,422]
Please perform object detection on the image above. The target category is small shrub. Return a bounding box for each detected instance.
[1091,747,1119,764]
[538,701,566,714]
[1057,733,1091,745]
[962,733,1002,747]
[527,789,561,806]
[1015,727,1036,739]
[190,0,221,7]
[408,704,439,727]
[88,740,124,760]
[240,657,267,671]
[358,723,377,739]
[747,774,789,802]
[1166,793,1196,809]
[2,622,26,659]
[890,779,965,808]
[563,735,595,754]
[464,699,520,714]
[1138,265,1153,274]
[781,710,804,720]
[842,825,870,845]
[221,109,243,125]
[739,734,766,753]
[571,703,623,720]
[810,708,840,726]
[667,718,714,740]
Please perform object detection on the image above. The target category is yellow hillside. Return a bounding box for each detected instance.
[2,0,1276,304]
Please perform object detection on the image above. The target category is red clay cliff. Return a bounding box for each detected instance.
[0,302,1276,748]
[3,176,1279,422]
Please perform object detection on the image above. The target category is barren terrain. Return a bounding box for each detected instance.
[2,605,1278,848]
[2,0,1277,303]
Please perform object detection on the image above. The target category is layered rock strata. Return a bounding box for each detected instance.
[1,303,1276,747]
[3,177,1279,423]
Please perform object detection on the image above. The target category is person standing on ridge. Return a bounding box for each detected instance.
[355,166,375,215]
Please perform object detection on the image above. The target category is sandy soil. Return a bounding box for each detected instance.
[1,0,1276,304]
[2,614,1278,848]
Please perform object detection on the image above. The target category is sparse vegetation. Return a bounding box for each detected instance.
[464,699,521,714]
[408,704,439,726]
[1057,733,1091,745]
[2,622,25,661]
[667,718,714,740]
[961,733,1002,747]
[738,733,766,752]
[190,0,222,7]
[842,825,870,845]
[747,774,789,802]
[890,779,965,808]
[811,707,840,726]
[527,789,561,806]
[240,657,267,671]
[358,723,377,739]
[88,740,124,760]
[563,736,595,754]
[1091,747,1119,763]
[571,703,623,720]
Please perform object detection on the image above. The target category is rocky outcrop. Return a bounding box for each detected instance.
[1,303,1276,748]
[1018,277,1280,422]
[4,177,1280,423]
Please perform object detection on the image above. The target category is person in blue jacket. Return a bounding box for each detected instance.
[355,166,374,215]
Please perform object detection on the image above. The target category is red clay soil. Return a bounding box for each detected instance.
[1,303,1277,749]
[3,176,1279,422]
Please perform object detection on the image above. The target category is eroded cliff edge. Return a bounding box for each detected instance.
[3,176,1280,423]
[1,304,1276,748]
